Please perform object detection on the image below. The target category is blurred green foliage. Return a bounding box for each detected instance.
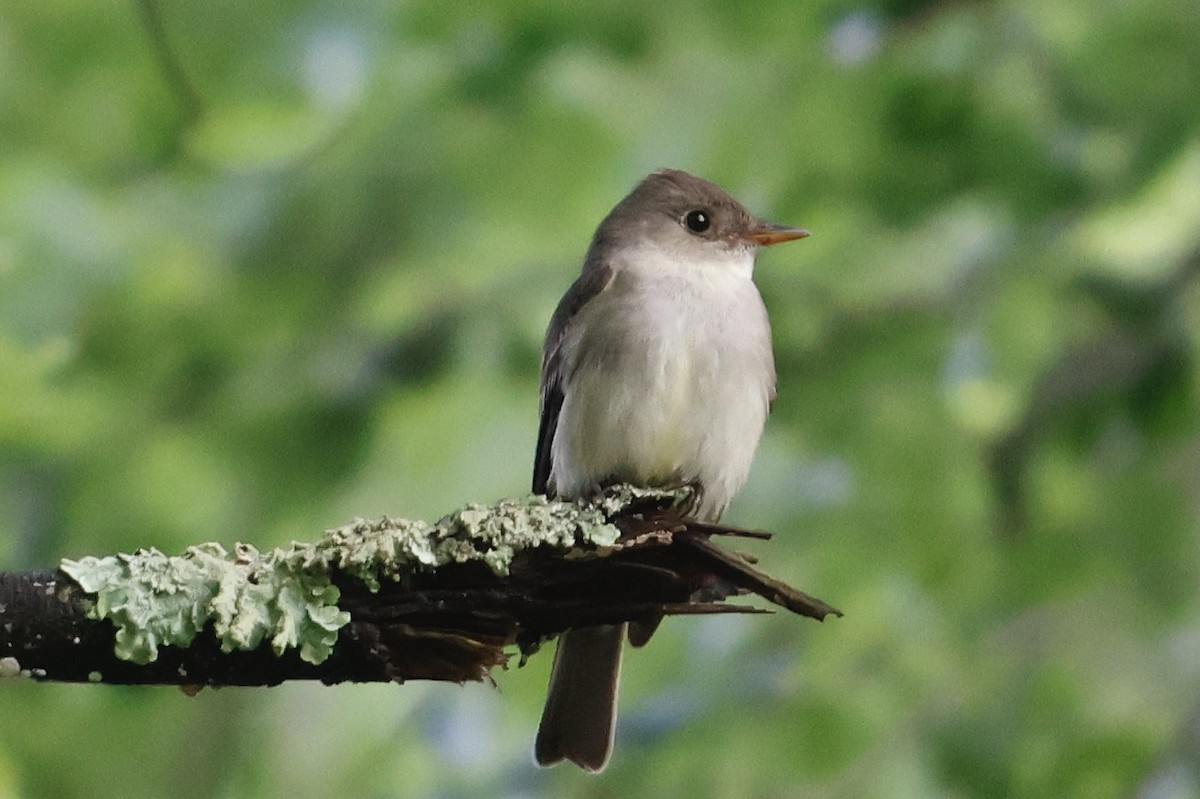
[2,0,1200,796]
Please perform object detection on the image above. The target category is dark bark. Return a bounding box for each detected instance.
[0,501,839,688]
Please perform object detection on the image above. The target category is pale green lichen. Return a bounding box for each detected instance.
[59,488,666,668]
[0,656,21,680]
[61,541,346,667]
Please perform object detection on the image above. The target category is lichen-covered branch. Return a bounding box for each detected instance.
[0,487,839,688]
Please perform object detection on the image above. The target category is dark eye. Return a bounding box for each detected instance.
[683,210,711,233]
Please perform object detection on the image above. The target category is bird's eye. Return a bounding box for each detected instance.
[683,210,711,233]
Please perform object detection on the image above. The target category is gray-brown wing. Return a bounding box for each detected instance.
[532,262,614,495]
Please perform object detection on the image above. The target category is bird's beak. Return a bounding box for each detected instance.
[746,222,811,247]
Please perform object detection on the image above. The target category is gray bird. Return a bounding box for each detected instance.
[533,168,809,772]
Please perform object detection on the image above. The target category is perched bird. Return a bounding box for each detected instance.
[532,169,809,771]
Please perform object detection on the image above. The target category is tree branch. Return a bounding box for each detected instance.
[0,488,839,688]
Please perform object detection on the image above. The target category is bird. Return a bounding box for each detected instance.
[532,168,809,772]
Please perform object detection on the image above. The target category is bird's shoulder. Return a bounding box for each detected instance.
[542,260,615,372]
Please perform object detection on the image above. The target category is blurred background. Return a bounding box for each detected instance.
[2,0,1199,796]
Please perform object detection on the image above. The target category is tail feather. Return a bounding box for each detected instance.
[535,624,625,772]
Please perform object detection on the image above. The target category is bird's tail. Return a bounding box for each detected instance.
[534,624,625,772]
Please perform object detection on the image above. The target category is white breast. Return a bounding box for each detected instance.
[550,244,775,521]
